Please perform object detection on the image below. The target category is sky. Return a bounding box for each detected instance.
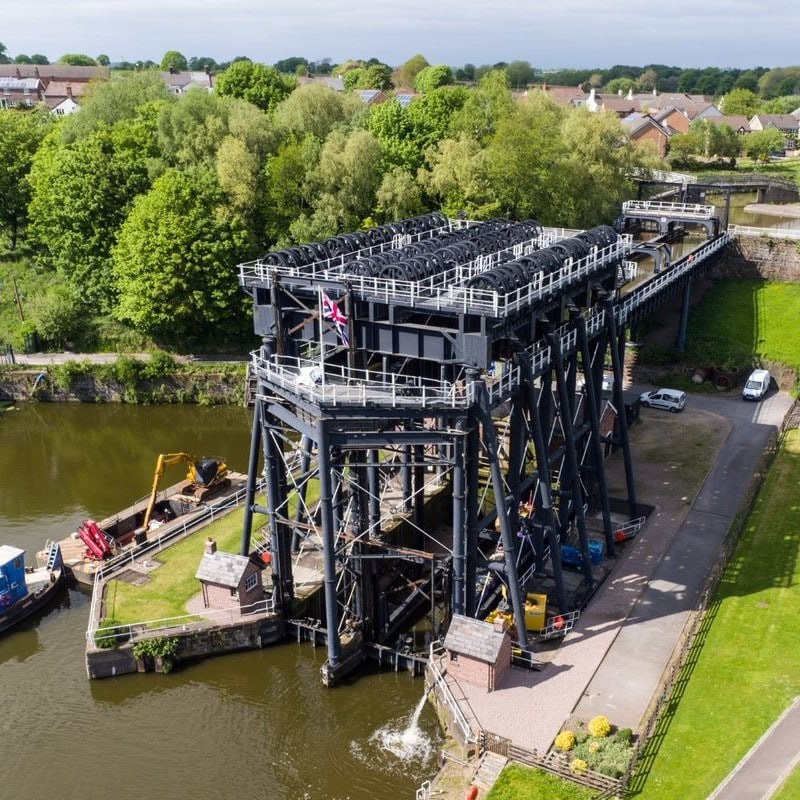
[4,0,799,71]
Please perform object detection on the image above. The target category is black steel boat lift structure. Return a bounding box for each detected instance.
[236,210,730,685]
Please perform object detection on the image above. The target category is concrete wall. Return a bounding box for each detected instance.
[86,615,285,679]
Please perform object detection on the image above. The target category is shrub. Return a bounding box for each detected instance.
[588,715,612,738]
[570,758,589,776]
[616,727,634,745]
[555,730,576,751]
[94,618,128,649]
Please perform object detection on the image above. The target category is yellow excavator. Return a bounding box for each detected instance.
[141,453,230,533]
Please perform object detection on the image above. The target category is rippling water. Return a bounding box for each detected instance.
[0,404,441,800]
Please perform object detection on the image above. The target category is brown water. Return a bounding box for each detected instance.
[0,403,441,800]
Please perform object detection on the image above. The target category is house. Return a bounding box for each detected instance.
[443,613,512,692]
[394,92,419,108]
[355,89,388,106]
[297,75,345,92]
[0,77,42,109]
[621,112,672,157]
[43,81,89,115]
[652,106,692,135]
[195,538,263,612]
[748,114,799,152]
[540,84,587,107]
[702,115,752,135]
[0,64,110,85]
[160,68,214,94]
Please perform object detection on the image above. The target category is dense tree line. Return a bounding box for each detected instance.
[1,43,797,353]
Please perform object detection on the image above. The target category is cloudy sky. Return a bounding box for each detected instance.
[4,0,799,70]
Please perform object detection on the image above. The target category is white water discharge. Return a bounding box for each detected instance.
[371,689,432,760]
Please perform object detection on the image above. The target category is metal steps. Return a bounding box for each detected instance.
[473,751,508,791]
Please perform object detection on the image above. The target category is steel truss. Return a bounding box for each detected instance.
[237,213,729,684]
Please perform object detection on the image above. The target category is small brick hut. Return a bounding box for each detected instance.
[195,538,263,612]
[443,613,512,692]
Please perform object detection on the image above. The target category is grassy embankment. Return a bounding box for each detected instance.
[487,276,800,798]
[639,280,800,395]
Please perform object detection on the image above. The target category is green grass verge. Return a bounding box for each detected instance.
[631,428,800,798]
[105,507,249,624]
[485,763,594,800]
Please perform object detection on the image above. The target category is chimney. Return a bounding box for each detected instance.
[67,84,72,99]
[493,616,507,634]
[15,67,21,79]
[205,536,217,555]
[34,66,39,78]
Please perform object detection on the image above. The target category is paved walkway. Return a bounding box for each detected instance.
[436,389,798,797]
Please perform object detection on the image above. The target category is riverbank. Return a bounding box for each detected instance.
[0,352,247,404]
[743,201,800,218]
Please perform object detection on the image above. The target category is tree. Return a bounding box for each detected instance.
[0,42,11,64]
[604,77,636,95]
[506,60,535,90]
[160,51,188,71]
[419,134,496,219]
[758,67,800,99]
[58,54,97,66]
[394,54,429,90]
[367,99,420,171]
[414,65,454,93]
[289,128,383,242]
[450,69,514,144]
[113,168,251,344]
[272,82,361,142]
[0,108,53,249]
[274,57,309,74]
[96,54,110,66]
[215,60,295,113]
[374,168,426,222]
[57,70,169,143]
[667,130,702,163]
[188,56,218,72]
[30,54,49,65]
[28,118,157,308]
[407,85,469,150]
[721,87,760,118]
[743,128,785,162]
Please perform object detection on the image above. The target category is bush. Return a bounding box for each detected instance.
[570,758,589,776]
[94,618,128,649]
[555,730,577,751]
[588,715,612,738]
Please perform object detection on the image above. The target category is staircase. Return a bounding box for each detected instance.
[44,540,62,570]
[243,361,257,407]
[473,751,508,794]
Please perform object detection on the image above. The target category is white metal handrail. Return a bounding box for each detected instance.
[622,200,716,219]
[427,640,478,744]
[729,224,800,241]
[88,598,277,644]
[86,482,261,637]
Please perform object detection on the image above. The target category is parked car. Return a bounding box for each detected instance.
[639,388,686,413]
[742,368,771,401]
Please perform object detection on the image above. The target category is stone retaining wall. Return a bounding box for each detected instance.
[717,235,800,281]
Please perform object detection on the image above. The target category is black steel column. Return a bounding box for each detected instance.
[452,420,467,616]
[241,394,262,557]
[516,354,567,612]
[575,314,615,557]
[291,435,312,553]
[464,410,480,616]
[546,328,594,587]
[676,277,692,353]
[367,448,381,535]
[317,418,341,668]
[604,297,638,516]
[473,375,529,649]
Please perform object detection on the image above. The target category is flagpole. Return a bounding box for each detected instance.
[318,286,326,393]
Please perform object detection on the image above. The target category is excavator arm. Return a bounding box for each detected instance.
[141,452,230,533]
[142,453,198,533]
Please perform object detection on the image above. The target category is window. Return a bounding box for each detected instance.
[245,572,259,592]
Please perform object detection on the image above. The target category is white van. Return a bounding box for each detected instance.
[742,369,771,401]
[639,388,686,413]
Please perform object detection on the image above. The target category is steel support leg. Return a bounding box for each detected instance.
[452,420,467,616]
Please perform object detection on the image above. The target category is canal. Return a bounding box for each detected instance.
[0,403,442,800]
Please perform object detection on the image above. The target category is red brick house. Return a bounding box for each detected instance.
[443,613,512,692]
[195,538,263,612]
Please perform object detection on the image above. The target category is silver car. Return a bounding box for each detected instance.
[639,388,686,412]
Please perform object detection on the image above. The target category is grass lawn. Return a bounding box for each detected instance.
[485,763,595,800]
[629,428,800,798]
[105,507,249,625]
[685,280,800,373]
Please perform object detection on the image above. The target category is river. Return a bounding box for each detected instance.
[0,403,441,800]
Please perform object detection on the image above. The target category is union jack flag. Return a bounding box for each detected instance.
[321,290,349,346]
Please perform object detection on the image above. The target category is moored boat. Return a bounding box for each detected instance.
[0,540,64,635]
[45,454,250,587]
